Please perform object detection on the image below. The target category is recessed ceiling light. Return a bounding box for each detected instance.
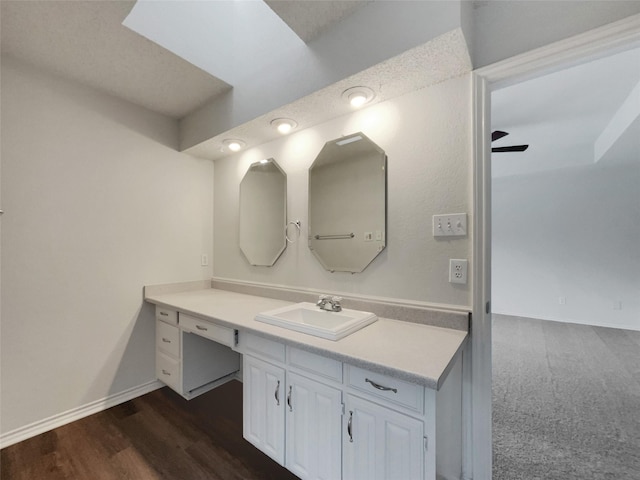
[271,118,297,135]
[259,159,270,164]
[222,139,246,152]
[342,86,375,108]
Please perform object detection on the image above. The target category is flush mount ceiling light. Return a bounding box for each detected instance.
[222,139,246,152]
[342,86,375,108]
[271,118,298,135]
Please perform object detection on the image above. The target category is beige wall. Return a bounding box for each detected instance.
[0,57,214,435]
[213,74,472,308]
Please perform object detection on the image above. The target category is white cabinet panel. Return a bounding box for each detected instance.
[344,394,424,480]
[346,365,424,414]
[180,313,236,348]
[286,371,342,480]
[156,319,180,357]
[156,351,181,392]
[243,355,285,465]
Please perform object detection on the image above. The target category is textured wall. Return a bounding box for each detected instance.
[492,162,640,331]
[213,75,472,308]
[472,0,640,68]
[0,57,214,434]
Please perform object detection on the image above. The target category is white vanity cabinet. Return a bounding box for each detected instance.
[239,333,343,480]
[285,371,343,480]
[238,331,462,480]
[343,365,427,480]
[243,354,286,463]
[155,307,240,400]
[343,394,424,480]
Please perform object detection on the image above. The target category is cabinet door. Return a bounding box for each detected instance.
[243,355,285,465]
[286,372,342,480]
[344,394,424,480]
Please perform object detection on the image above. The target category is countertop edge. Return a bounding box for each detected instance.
[145,289,468,391]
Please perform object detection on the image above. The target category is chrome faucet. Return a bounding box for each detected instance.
[316,295,342,312]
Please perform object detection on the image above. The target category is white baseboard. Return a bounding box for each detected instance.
[0,380,164,449]
[492,311,640,332]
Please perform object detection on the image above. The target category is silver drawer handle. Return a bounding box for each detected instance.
[275,380,280,405]
[287,385,293,412]
[365,378,397,393]
[347,411,353,442]
[159,312,169,316]
[162,369,171,376]
[195,325,208,331]
[162,338,171,343]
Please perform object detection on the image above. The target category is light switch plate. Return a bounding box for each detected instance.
[433,213,467,237]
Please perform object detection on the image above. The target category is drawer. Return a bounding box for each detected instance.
[179,313,235,348]
[156,320,180,357]
[238,331,285,364]
[346,365,424,414]
[155,306,177,325]
[156,351,181,392]
[287,346,342,383]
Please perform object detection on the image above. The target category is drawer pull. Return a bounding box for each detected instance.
[365,378,397,393]
[162,369,171,376]
[162,338,171,343]
[195,325,208,331]
[287,385,293,412]
[275,380,280,406]
[159,312,169,316]
[347,411,353,442]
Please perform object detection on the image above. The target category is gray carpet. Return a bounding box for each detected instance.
[492,314,640,480]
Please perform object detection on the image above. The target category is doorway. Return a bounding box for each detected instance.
[490,47,640,479]
[471,14,640,480]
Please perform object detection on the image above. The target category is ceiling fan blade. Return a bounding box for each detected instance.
[492,130,509,142]
[492,145,529,153]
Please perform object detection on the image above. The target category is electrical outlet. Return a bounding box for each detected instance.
[201,254,209,266]
[449,259,468,284]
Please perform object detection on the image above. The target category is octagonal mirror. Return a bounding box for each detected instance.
[239,159,287,266]
[308,132,386,273]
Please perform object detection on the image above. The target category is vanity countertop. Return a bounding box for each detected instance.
[145,287,468,391]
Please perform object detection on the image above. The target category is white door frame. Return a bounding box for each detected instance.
[470,14,640,480]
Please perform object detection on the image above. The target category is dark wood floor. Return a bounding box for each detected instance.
[1,380,299,480]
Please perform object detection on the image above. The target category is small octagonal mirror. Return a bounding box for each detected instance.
[308,132,386,273]
[239,159,287,266]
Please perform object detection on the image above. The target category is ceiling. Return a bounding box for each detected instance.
[0,0,375,120]
[0,0,231,118]
[492,46,640,178]
[0,0,472,160]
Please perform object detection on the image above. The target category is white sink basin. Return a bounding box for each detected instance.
[255,302,377,341]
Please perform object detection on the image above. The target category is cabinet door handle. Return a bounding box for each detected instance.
[287,385,293,412]
[162,338,171,343]
[162,369,171,376]
[365,378,398,393]
[347,411,353,443]
[275,380,280,406]
[196,325,208,331]
[159,312,169,316]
